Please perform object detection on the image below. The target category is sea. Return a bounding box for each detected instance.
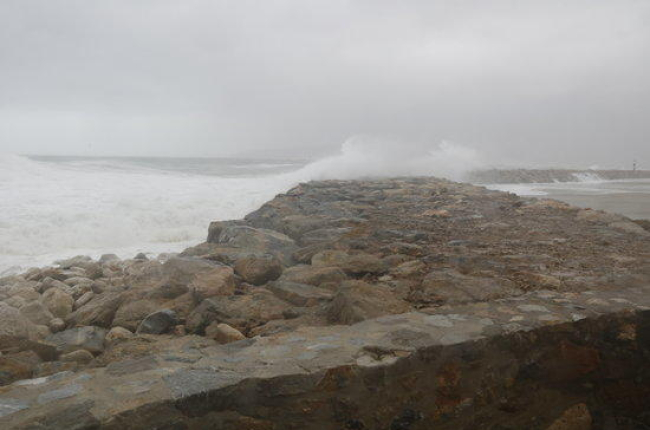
[1,152,649,275]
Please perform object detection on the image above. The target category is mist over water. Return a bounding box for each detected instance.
[0,138,485,274]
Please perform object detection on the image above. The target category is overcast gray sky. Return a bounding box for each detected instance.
[0,0,648,167]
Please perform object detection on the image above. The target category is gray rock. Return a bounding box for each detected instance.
[19,301,55,326]
[46,326,107,355]
[208,224,297,265]
[136,309,177,334]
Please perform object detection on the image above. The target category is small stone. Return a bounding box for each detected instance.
[172,325,187,336]
[205,323,245,344]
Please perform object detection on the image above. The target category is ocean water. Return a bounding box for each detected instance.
[486,178,650,220]
[0,139,486,275]
[0,155,310,275]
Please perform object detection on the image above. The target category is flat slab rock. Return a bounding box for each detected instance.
[1,285,649,429]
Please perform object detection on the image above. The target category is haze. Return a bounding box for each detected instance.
[0,0,648,167]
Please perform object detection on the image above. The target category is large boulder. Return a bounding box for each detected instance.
[19,301,54,326]
[113,299,160,331]
[233,254,283,285]
[0,303,38,340]
[186,289,290,334]
[157,257,235,301]
[327,281,410,325]
[207,223,297,265]
[66,292,124,328]
[45,326,107,355]
[409,269,522,306]
[41,287,74,319]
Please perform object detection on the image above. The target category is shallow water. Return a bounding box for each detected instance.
[486,179,650,220]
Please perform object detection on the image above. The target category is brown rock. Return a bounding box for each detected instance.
[19,301,54,326]
[233,254,283,286]
[268,281,333,307]
[66,292,124,328]
[311,251,387,275]
[545,403,592,430]
[60,349,94,365]
[279,265,347,288]
[42,287,74,319]
[205,322,245,344]
[327,281,410,325]
[113,299,159,331]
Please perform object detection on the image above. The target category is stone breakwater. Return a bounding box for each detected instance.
[0,177,649,429]
[467,169,650,184]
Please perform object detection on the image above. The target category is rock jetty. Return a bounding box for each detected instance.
[1,177,649,429]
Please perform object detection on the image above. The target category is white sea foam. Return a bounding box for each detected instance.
[0,138,483,274]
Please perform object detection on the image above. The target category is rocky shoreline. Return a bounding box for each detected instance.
[1,177,650,429]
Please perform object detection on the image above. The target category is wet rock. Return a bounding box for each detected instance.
[327,281,410,325]
[113,299,159,331]
[136,309,177,334]
[205,322,245,344]
[233,254,283,285]
[46,326,107,355]
[66,292,124,328]
[42,287,74,319]
[268,281,333,307]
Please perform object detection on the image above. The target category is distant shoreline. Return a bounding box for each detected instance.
[467,168,650,184]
